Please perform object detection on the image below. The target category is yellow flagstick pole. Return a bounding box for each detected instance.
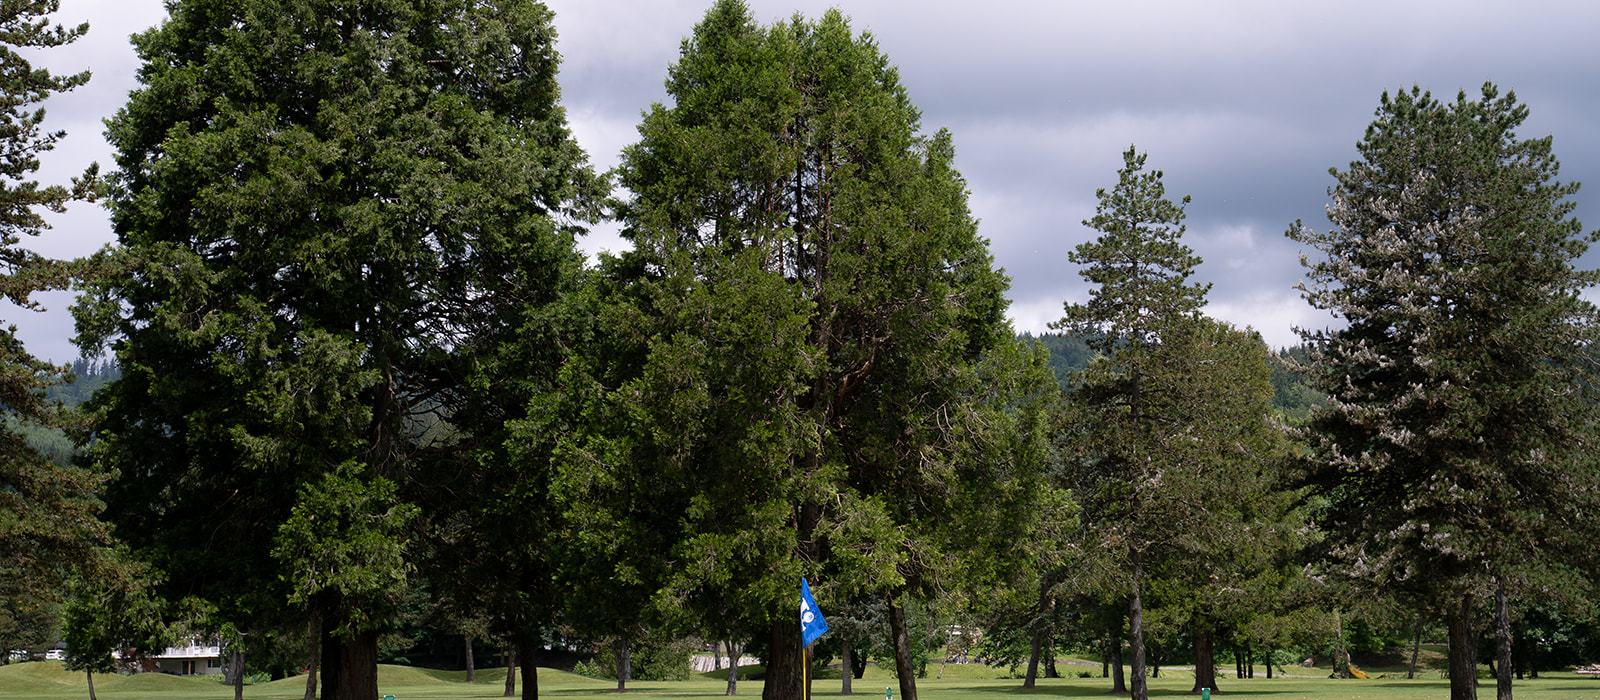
[803,644,809,700]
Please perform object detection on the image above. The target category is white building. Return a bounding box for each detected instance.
[115,642,225,676]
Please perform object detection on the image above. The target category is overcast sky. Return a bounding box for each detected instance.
[11,0,1600,361]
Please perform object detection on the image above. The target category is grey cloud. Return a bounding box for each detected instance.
[7,1,166,361]
[10,0,1600,360]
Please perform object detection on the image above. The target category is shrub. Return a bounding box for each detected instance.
[572,633,697,682]
[572,658,612,680]
[634,635,696,681]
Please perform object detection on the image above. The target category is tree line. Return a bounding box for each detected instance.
[3,3,1600,700]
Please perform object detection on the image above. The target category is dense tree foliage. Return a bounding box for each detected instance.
[3,1,1597,695]
[556,4,1039,700]
[74,2,599,699]
[61,550,167,700]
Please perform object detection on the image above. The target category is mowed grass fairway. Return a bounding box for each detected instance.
[3,661,1598,700]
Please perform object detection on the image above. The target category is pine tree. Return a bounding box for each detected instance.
[0,0,107,631]
[1290,84,1600,700]
[1057,147,1207,350]
[1053,146,1211,700]
[74,2,600,699]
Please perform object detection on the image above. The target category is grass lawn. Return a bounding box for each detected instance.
[3,660,1596,700]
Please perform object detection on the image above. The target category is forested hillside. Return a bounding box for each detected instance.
[1024,332,1321,419]
[12,359,119,467]
[45,358,119,408]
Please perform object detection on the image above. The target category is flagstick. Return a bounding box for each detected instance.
[803,644,809,700]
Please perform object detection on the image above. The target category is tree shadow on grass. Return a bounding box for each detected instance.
[530,677,1600,699]
[1507,680,1600,694]
[934,685,1307,698]
[541,688,747,698]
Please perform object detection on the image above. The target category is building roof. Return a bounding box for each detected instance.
[112,643,221,661]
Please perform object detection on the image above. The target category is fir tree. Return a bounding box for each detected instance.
[1290,84,1600,700]
[0,0,107,633]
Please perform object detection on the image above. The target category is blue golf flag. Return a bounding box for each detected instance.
[800,577,829,647]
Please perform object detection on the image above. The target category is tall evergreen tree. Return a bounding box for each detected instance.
[0,0,107,632]
[1290,84,1600,700]
[1053,146,1209,700]
[564,4,1018,699]
[74,3,600,699]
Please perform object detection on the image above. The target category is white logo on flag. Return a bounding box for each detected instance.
[801,599,815,625]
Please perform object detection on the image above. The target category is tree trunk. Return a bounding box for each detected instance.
[1102,637,1110,678]
[1046,644,1059,679]
[1514,655,1522,681]
[86,668,97,700]
[504,651,516,698]
[1514,627,1529,680]
[233,649,246,700]
[1409,617,1423,680]
[465,635,476,683]
[725,640,741,696]
[519,642,539,700]
[319,625,339,700]
[714,641,723,671]
[1024,630,1042,688]
[1191,620,1218,694]
[888,597,919,700]
[1025,573,1058,688]
[1111,631,1127,694]
[1129,557,1148,700]
[1265,650,1273,680]
[305,613,321,700]
[1520,627,1536,679]
[1247,645,1254,679]
[1447,595,1478,700]
[761,617,802,700]
[615,638,631,692]
[840,638,853,695]
[1332,608,1350,679]
[1495,584,1512,700]
[320,630,378,700]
